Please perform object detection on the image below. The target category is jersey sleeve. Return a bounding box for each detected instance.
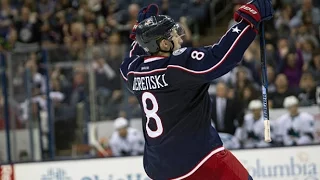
[109,134,121,157]
[168,20,256,82]
[120,41,147,82]
[127,41,149,58]
[130,129,145,156]
[296,114,315,145]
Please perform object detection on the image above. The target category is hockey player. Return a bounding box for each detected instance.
[109,117,145,156]
[276,96,316,146]
[120,0,273,179]
[235,100,272,148]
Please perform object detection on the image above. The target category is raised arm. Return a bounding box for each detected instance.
[169,21,256,81]
[169,0,274,82]
[120,4,159,81]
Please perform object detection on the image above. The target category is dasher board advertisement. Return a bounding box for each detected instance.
[11,145,320,180]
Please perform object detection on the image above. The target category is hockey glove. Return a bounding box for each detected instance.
[234,0,274,32]
[130,4,159,40]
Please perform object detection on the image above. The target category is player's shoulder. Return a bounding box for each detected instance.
[109,131,120,143]
[169,47,211,66]
[171,46,210,58]
[128,127,141,136]
[277,113,290,121]
[122,55,145,71]
[300,112,314,120]
[244,113,253,121]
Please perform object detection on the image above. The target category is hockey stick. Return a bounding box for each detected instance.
[259,22,271,142]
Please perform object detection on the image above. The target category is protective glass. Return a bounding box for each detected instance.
[165,23,185,41]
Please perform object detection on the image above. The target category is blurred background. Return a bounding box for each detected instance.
[0,0,319,163]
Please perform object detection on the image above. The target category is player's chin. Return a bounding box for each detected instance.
[173,45,182,51]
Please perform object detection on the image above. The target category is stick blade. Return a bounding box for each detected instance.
[264,120,272,142]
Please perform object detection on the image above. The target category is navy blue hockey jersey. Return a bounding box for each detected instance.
[120,21,256,179]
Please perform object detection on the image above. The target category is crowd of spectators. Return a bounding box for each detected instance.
[0,0,208,158]
[0,0,319,159]
[222,0,320,109]
[208,0,320,150]
[0,0,207,121]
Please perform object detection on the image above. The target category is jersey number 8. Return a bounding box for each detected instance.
[191,50,205,60]
[142,92,163,138]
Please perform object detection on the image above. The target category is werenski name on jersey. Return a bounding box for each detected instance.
[132,74,168,91]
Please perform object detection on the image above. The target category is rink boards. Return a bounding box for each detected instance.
[1,145,320,180]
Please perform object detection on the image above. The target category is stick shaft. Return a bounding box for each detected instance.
[259,22,271,142]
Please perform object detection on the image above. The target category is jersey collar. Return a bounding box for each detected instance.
[144,56,166,63]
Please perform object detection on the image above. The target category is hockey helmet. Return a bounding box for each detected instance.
[248,100,263,110]
[114,117,129,130]
[135,15,185,53]
[283,96,299,108]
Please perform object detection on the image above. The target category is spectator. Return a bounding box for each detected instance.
[54,0,72,11]
[100,0,120,18]
[81,6,96,25]
[294,19,319,50]
[49,11,68,44]
[269,74,297,108]
[290,0,320,27]
[126,95,142,119]
[276,96,316,146]
[107,3,139,44]
[14,6,42,47]
[0,0,18,50]
[40,20,55,46]
[65,22,85,60]
[211,82,243,135]
[301,38,318,65]
[276,37,290,64]
[235,100,273,148]
[104,32,125,90]
[308,51,320,84]
[93,51,116,92]
[298,72,317,106]
[92,48,117,118]
[233,67,258,99]
[69,69,87,106]
[265,43,278,70]
[96,15,110,43]
[84,23,98,42]
[50,77,65,105]
[267,65,277,93]
[275,4,293,30]
[240,84,260,109]
[87,0,101,13]
[21,0,37,12]
[109,117,144,157]
[37,0,55,21]
[50,66,70,102]
[279,50,303,88]
[24,53,46,93]
[242,40,261,83]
